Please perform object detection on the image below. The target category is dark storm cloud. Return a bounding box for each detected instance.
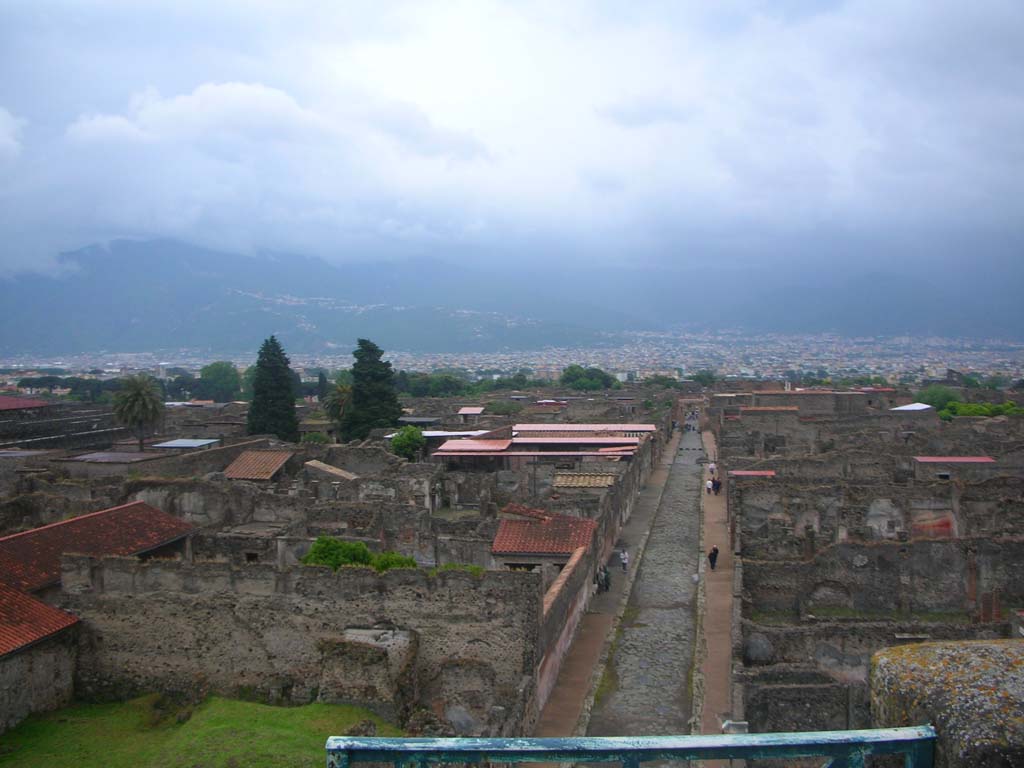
[0,1,1021,273]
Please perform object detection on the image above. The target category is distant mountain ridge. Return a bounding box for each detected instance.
[1,238,1021,356]
[0,240,614,355]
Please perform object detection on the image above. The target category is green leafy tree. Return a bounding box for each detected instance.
[485,400,524,416]
[323,379,352,427]
[113,374,165,451]
[916,385,959,412]
[560,364,618,391]
[240,366,257,400]
[247,336,300,442]
[317,371,329,401]
[691,369,717,388]
[197,361,242,402]
[390,425,426,461]
[340,339,403,441]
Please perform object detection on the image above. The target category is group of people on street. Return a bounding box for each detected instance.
[594,547,630,594]
[705,461,722,495]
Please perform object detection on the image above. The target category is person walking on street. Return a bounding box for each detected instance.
[708,545,719,571]
[708,461,716,476]
[713,478,722,496]
[620,549,630,572]
[706,478,713,495]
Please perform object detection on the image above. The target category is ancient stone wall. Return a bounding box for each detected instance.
[61,554,542,735]
[0,631,77,735]
[743,539,1024,619]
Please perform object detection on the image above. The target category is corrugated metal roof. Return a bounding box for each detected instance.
[0,582,79,657]
[492,504,596,556]
[60,451,162,464]
[729,470,776,477]
[224,450,294,480]
[148,438,218,450]
[435,450,629,458]
[0,396,53,412]
[553,473,618,488]
[513,423,656,432]
[436,439,512,452]
[512,437,639,445]
[458,406,485,415]
[0,501,195,593]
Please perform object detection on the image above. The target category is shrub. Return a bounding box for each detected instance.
[301,537,417,572]
[372,552,418,572]
[301,431,329,444]
[390,425,425,460]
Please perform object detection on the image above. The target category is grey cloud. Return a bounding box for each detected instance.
[0,107,23,158]
[366,101,489,161]
[598,100,696,128]
[0,1,1021,277]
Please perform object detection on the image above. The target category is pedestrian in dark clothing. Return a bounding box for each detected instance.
[713,478,722,495]
[708,545,719,571]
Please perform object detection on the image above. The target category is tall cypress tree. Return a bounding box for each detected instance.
[247,335,300,442]
[340,338,403,441]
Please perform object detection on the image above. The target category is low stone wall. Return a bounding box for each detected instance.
[535,547,594,713]
[61,554,542,735]
[871,640,1024,768]
[0,631,77,734]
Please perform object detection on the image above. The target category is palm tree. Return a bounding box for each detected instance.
[322,382,352,439]
[113,375,165,451]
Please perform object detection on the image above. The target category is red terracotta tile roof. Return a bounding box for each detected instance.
[224,450,293,480]
[492,504,597,556]
[0,396,53,411]
[0,501,194,593]
[0,582,79,657]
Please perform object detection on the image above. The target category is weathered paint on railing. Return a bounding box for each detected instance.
[326,726,936,767]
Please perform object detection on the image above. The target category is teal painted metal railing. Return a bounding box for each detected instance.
[326,726,936,768]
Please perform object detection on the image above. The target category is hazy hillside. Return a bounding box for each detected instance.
[1,239,1021,355]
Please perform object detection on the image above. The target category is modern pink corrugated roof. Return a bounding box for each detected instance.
[729,470,776,477]
[0,396,53,411]
[511,437,640,445]
[457,406,485,415]
[435,450,631,458]
[513,423,656,432]
[913,456,995,463]
[436,439,513,452]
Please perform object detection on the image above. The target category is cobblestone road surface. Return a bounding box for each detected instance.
[586,427,703,736]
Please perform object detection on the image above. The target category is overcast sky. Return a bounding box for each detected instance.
[1,1,1022,274]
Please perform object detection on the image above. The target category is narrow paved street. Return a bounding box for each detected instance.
[586,426,704,736]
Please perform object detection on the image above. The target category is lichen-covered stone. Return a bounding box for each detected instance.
[871,640,1024,768]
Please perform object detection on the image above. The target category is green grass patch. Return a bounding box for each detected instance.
[0,694,400,768]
